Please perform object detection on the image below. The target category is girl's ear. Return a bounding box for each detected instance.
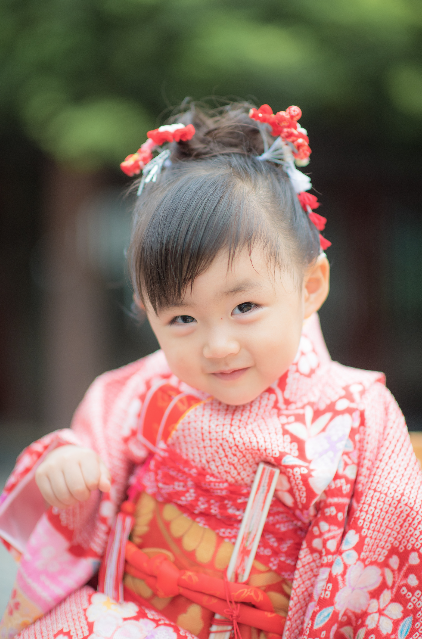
[303,254,330,319]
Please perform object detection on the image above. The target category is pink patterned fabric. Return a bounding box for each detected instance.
[16,589,196,639]
[1,314,421,639]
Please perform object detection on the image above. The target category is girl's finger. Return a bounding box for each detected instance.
[36,472,68,509]
[63,462,91,502]
[98,459,111,493]
[46,469,76,508]
[79,453,102,493]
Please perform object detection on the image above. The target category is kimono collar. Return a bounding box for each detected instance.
[126,313,333,459]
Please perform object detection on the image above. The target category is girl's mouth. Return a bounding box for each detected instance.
[212,367,249,381]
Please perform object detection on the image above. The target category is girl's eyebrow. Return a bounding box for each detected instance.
[222,280,263,296]
[160,301,189,311]
[160,280,264,313]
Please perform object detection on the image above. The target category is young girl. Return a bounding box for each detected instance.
[0,101,421,639]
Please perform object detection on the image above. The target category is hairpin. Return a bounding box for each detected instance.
[250,105,331,250]
[137,149,171,196]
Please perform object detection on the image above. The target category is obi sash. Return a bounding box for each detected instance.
[122,476,291,639]
[99,382,294,639]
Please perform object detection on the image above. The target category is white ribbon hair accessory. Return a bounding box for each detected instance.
[137,149,171,196]
[256,128,311,194]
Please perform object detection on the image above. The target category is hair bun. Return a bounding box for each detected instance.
[168,101,269,161]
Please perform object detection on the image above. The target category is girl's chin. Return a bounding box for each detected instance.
[210,385,265,406]
[176,370,280,406]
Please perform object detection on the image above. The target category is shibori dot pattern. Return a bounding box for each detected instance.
[294,382,422,639]
[14,588,198,639]
[126,335,380,588]
[3,319,422,639]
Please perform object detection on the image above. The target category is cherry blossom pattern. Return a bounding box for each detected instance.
[89,614,157,639]
[1,584,45,638]
[308,529,361,630]
[384,552,420,593]
[2,317,413,639]
[15,512,99,613]
[366,589,403,635]
[284,405,354,496]
[86,594,138,623]
[86,595,179,639]
[334,562,382,615]
[408,574,419,587]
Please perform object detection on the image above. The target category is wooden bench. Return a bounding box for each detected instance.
[409,432,422,464]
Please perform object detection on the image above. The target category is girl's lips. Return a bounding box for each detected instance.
[212,367,249,381]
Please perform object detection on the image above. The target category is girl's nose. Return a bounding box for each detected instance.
[203,332,241,360]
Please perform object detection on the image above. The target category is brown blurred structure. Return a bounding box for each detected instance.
[42,165,109,428]
[410,433,422,467]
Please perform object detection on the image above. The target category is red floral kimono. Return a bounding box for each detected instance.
[0,314,421,639]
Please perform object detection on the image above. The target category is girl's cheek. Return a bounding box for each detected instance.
[167,344,196,369]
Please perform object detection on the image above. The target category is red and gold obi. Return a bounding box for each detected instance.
[99,381,310,639]
[123,489,292,639]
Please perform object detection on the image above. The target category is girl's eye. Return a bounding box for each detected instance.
[171,315,196,325]
[232,302,257,315]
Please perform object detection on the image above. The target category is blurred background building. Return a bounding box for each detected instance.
[0,0,421,489]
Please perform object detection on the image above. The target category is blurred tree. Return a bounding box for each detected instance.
[0,0,420,168]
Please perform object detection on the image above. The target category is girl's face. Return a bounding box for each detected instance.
[145,246,329,406]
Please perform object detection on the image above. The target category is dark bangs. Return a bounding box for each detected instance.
[129,153,319,312]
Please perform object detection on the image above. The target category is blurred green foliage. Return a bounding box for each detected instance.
[0,0,421,168]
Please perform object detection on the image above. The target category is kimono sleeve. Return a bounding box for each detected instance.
[291,383,422,639]
[0,361,152,636]
[0,360,149,560]
[0,428,84,558]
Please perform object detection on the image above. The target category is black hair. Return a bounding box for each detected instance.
[128,101,320,312]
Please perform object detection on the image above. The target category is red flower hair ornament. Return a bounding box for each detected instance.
[250,104,331,250]
[120,123,195,195]
[120,107,330,249]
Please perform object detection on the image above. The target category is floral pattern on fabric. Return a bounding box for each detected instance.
[0,315,421,639]
[14,590,197,639]
[0,586,42,639]
[293,386,422,639]
[16,510,100,612]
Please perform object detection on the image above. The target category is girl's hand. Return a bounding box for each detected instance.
[35,445,111,509]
